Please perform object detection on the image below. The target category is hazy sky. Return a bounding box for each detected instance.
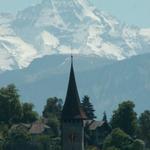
[0,0,150,28]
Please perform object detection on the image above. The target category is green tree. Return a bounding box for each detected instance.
[49,137,61,150]
[87,146,99,150]
[131,139,145,150]
[103,111,108,122]
[4,128,31,150]
[111,101,137,137]
[32,135,51,150]
[22,103,38,123]
[0,84,22,124]
[43,97,62,137]
[32,136,61,150]
[46,114,60,137]
[138,110,150,148]
[0,140,3,150]
[105,147,120,150]
[81,95,96,120]
[43,97,62,119]
[0,123,9,139]
[103,128,133,150]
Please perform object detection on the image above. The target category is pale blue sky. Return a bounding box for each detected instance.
[0,0,150,28]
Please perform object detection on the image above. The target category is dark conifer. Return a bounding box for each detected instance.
[103,111,108,122]
[81,95,96,120]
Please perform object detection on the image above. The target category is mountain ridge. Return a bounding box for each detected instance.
[0,0,150,71]
[0,53,150,116]
[0,0,150,116]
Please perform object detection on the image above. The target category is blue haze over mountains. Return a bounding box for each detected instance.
[0,0,150,116]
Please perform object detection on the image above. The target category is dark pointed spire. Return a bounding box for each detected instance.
[71,54,73,65]
[62,56,87,120]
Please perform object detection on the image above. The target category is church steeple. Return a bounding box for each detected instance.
[62,56,86,120]
[61,55,86,150]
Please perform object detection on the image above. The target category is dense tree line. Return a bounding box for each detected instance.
[0,85,61,150]
[0,84,38,125]
[0,84,150,150]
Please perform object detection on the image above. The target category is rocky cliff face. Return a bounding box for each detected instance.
[0,0,150,72]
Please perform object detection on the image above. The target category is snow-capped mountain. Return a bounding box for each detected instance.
[0,0,150,71]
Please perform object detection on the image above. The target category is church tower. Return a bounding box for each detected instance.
[61,56,87,150]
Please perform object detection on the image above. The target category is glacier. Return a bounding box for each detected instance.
[0,0,150,71]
